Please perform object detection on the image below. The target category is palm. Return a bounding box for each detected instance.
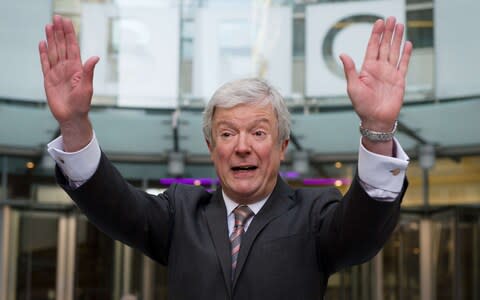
[351,60,405,123]
[44,58,89,122]
[39,15,98,125]
[340,17,412,131]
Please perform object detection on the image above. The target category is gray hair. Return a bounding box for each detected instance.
[202,78,291,146]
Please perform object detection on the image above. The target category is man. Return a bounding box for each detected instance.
[39,15,411,299]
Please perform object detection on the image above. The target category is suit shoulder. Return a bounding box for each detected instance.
[293,186,342,205]
[165,183,213,207]
[295,187,343,207]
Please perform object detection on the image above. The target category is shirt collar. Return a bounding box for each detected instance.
[222,190,270,216]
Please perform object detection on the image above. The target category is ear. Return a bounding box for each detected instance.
[206,139,215,161]
[206,139,212,152]
[279,139,289,161]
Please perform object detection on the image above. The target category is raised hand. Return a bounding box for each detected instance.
[340,17,412,134]
[39,15,99,151]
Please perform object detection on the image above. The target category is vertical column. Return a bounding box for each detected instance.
[397,230,404,300]
[0,156,7,297]
[420,218,433,300]
[7,211,19,300]
[372,250,383,300]
[351,265,359,300]
[473,222,479,300]
[0,156,10,299]
[0,206,11,300]
[122,244,133,296]
[142,256,155,300]
[453,212,462,299]
[360,262,377,300]
[113,241,123,300]
[56,216,68,300]
[65,215,77,300]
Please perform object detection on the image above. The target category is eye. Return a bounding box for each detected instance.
[220,131,233,138]
[254,130,266,137]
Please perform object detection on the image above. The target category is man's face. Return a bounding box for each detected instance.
[207,103,288,204]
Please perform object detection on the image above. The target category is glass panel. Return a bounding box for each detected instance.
[433,215,454,299]
[293,18,305,58]
[75,218,115,300]
[325,265,369,300]
[153,263,168,299]
[128,249,144,299]
[407,9,433,49]
[457,209,480,299]
[15,212,58,300]
[383,217,420,300]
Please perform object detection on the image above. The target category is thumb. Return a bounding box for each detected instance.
[339,54,358,84]
[82,56,100,85]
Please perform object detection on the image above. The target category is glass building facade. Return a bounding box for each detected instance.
[1,0,479,299]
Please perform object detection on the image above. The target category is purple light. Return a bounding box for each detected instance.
[303,178,351,186]
[280,171,301,179]
[159,178,219,186]
[159,176,351,187]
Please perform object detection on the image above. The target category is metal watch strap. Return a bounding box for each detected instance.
[359,120,397,142]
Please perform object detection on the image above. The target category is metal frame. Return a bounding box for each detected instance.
[56,215,76,300]
[0,206,11,300]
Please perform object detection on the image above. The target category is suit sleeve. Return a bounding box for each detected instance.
[57,152,175,265]
[313,173,407,276]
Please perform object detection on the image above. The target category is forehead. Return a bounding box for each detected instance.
[212,103,277,125]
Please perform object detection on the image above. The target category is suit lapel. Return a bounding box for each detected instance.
[204,190,232,297]
[232,176,296,287]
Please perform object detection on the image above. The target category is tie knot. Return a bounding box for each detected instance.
[233,205,254,227]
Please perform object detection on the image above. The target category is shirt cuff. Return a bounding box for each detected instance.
[47,132,101,187]
[358,137,409,196]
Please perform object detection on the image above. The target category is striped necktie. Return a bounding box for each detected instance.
[230,205,254,279]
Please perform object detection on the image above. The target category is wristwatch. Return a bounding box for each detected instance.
[359,120,397,142]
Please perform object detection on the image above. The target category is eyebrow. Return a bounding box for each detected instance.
[215,118,271,129]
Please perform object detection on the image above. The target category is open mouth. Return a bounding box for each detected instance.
[231,166,258,172]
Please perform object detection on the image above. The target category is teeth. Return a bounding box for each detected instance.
[232,166,256,171]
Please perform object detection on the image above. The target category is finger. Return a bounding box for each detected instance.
[82,56,100,87]
[54,15,67,61]
[39,41,51,76]
[389,23,405,65]
[363,19,384,62]
[45,24,58,66]
[63,17,80,60]
[398,41,413,77]
[378,16,396,61]
[339,54,358,86]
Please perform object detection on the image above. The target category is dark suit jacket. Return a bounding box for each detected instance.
[58,153,407,300]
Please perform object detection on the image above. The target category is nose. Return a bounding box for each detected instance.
[234,132,251,156]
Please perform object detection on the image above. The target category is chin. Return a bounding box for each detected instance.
[230,186,258,198]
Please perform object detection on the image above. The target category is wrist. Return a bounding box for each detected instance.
[361,137,394,157]
[60,118,93,152]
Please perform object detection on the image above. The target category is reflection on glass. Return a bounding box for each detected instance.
[325,263,373,299]
[434,209,480,299]
[75,218,115,300]
[15,213,58,300]
[218,20,253,82]
[459,213,480,300]
[383,218,420,300]
[407,9,433,49]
